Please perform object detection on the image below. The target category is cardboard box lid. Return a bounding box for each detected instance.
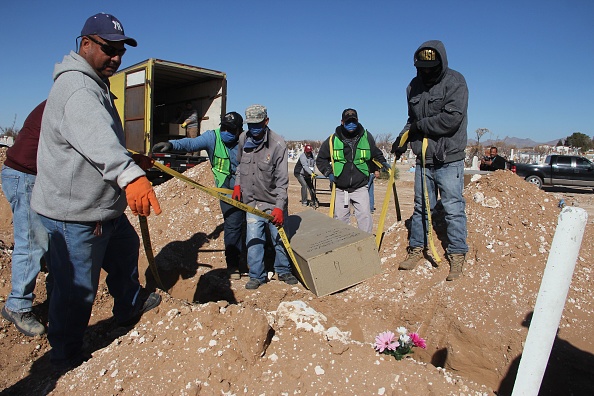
[286,209,376,258]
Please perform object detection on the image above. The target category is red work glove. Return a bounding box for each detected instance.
[271,208,284,226]
[232,185,241,201]
[132,153,154,171]
[125,176,162,216]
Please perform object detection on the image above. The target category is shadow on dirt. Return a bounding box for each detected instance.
[144,224,225,292]
[497,312,594,396]
[1,317,139,396]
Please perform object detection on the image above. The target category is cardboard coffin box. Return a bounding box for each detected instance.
[168,123,186,136]
[286,209,382,297]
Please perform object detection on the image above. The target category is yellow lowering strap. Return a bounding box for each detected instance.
[141,154,310,289]
[374,130,408,249]
[421,137,442,264]
[375,155,398,249]
[138,215,165,290]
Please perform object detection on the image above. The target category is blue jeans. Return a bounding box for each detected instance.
[220,201,245,269]
[409,160,468,254]
[246,211,291,282]
[368,173,376,211]
[1,165,49,313]
[40,213,142,362]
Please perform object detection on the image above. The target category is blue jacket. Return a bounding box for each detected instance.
[170,130,239,189]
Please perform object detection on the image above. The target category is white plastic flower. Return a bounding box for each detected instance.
[396,327,408,335]
[400,334,411,344]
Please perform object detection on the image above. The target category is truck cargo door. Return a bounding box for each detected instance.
[122,69,148,154]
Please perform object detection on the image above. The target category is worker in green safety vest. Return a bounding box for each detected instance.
[316,108,390,233]
[152,112,246,279]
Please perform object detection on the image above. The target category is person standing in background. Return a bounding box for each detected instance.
[178,101,199,139]
[480,147,506,171]
[316,108,389,233]
[294,144,318,208]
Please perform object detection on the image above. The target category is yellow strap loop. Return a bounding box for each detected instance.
[421,137,442,263]
[375,155,398,248]
[374,131,409,248]
[138,215,166,290]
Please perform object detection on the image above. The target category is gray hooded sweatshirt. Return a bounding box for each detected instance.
[31,51,145,222]
[400,40,468,166]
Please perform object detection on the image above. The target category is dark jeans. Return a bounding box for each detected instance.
[220,201,245,269]
[40,214,142,363]
[294,173,316,204]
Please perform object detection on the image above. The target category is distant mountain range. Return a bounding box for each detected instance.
[467,136,562,148]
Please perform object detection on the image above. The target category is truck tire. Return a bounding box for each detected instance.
[525,175,543,189]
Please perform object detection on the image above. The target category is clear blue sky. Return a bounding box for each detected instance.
[1,0,592,144]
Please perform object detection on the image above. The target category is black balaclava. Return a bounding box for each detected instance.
[414,46,444,87]
[418,64,443,86]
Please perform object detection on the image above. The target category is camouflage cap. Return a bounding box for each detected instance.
[245,104,268,123]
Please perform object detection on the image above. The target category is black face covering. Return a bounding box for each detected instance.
[418,64,442,87]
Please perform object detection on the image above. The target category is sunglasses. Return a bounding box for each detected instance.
[85,35,126,57]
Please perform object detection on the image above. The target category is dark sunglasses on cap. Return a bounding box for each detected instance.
[85,35,126,57]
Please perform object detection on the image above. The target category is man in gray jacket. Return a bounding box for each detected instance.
[31,13,162,371]
[232,105,298,290]
[392,40,468,281]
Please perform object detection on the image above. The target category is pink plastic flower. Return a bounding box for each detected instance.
[374,331,399,353]
[409,332,427,349]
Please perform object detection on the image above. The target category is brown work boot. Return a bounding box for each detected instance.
[399,246,425,270]
[446,253,465,281]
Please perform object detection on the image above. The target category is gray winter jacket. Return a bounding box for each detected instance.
[31,51,145,222]
[236,128,289,212]
[400,40,468,166]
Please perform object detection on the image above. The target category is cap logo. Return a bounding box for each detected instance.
[417,49,436,61]
[112,19,123,32]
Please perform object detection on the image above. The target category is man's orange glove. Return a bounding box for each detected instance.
[132,153,154,171]
[125,176,162,216]
[232,185,241,201]
[271,208,284,226]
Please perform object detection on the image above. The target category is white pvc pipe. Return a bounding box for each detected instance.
[511,206,588,396]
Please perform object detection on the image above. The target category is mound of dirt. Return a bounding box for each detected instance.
[0,153,593,395]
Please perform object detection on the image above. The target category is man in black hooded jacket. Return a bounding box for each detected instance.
[317,108,388,233]
[391,40,468,281]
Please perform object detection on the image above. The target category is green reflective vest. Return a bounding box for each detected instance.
[331,131,371,177]
[212,129,231,188]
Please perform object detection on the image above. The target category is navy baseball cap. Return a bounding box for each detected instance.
[80,13,137,47]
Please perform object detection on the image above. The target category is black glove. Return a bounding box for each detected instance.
[391,136,407,155]
[152,142,173,153]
